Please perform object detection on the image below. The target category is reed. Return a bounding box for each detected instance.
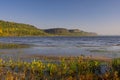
[0,56,119,80]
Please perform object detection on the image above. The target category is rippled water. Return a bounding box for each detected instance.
[0,36,120,58]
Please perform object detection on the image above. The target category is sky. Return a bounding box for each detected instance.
[0,0,120,35]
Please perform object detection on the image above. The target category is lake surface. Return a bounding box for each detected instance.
[0,36,120,58]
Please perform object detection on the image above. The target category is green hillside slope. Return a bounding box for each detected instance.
[0,20,97,37]
[0,20,48,36]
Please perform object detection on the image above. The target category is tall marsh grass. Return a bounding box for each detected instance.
[0,56,119,80]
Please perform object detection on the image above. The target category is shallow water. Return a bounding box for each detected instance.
[0,36,120,58]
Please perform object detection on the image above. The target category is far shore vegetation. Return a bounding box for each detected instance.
[0,20,97,37]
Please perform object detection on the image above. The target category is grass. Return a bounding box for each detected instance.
[0,56,119,80]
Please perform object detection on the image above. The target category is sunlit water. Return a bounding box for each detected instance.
[0,36,120,58]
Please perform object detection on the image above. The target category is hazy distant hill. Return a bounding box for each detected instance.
[44,28,97,36]
[0,20,97,36]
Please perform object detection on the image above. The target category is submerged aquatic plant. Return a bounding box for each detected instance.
[0,43,30,49]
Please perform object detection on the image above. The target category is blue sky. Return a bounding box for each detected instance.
[0,0,120,35]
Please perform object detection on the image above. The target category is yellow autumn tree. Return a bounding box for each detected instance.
[0,26,3,33]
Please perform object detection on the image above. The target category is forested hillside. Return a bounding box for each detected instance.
[0,20,48,36]
[0,20,97,37]
[44,28,97,36]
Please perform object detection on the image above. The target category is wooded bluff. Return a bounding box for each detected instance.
[0,20,97,36]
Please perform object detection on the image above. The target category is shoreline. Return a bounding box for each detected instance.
[22,54,112,62]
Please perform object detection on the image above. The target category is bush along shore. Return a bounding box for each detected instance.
[0,56,119,80]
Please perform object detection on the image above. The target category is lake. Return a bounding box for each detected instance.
[0,36,120,58]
